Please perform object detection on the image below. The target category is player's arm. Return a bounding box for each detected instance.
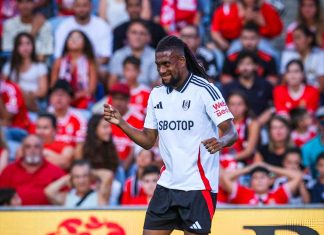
[103,104,158,150]
[202,119,238,154]
[263,162,303,195]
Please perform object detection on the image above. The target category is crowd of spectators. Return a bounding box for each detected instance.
[0,0,324,207]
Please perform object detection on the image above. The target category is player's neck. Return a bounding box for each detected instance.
[174,70,190,89]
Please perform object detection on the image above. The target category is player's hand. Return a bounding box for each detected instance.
[202,137,224,154]
[103,104,122,125]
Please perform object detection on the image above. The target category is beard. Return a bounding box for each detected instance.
[161,75,180,88]
[24,155,42,165]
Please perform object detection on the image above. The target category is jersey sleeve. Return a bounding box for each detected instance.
[201,83,233,127]
[144,91,158,129]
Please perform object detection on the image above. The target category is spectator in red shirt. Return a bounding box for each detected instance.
[0,134,65,205]
[240,0,283,39]
[0,77,31,159]
[220,162,302,205]
[274,59,319,116]
[160,0,202,35]
[51,30,97,110]
[285,0,324,49]
[122,164,159,205]
[221,91,259,169]
[221,23,278,85]
[48,79,87,153]
[109,83,144,171]
[0,127,9,174]
[211,0,243,51]
[35,113,74,170]
[290,108,317,147]
[122,56,150,114]
[121,148,154,205]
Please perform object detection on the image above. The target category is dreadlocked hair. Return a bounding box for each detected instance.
[156,36,210,80]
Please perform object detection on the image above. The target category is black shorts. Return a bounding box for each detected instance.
[144,185,217,234]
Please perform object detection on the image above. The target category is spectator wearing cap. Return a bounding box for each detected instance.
[48,80,87,154]
[54,0,112,69]
[2,0,53,61]
[220,162,302,205]
[108,83,144,172]
[302,107,324,178]
[112,0,166,52]
[180,25,218,82]
[108,19,159,88]
[35,113,74,170]
[222,51,273,126]
[0,135,65,205]
[221,23,278,85]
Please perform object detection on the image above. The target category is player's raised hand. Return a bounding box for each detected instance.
[202,137,224,154]
[103,104,122,125]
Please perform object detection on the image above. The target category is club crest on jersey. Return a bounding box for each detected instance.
[182,100,191,111]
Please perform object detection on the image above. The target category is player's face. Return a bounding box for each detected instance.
[237,57,257,79]
[241,31,259,51]
[23,135,43,166]
[71,165,92,194]
[142,173,159,197]
[35,118,55,141]
[18,36,33,59]
[156,50,183,87]
[251,172,271,194]
[285,63,304,87]
[228,94,247,118]
[316,158,324,177]
[123,63,140,84]
[50,90,72,111]
[96,118,112,142]
[270,119,290,143]
[283,153,301,171]
[136,150,153,168]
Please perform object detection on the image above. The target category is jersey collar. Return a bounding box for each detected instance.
[166,73,193,94]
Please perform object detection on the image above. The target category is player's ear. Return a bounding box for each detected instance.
[179,56,186,68]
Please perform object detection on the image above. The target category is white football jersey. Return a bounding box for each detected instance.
[144,73,234,192]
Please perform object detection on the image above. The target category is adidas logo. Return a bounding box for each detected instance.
[190,221,202,230]
[154,101,163,109]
